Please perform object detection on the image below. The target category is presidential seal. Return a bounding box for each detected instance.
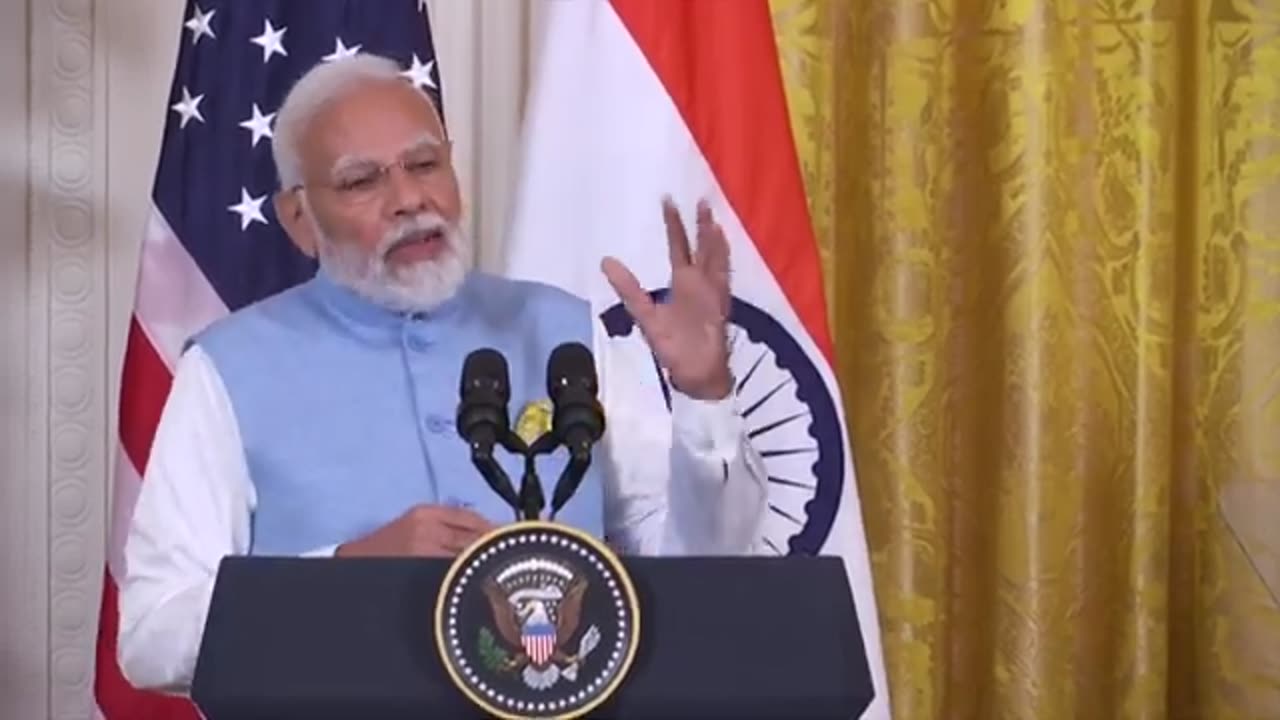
[435,521,641,720]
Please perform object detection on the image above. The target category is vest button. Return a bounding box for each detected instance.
[425,415,450,434]
[406,336,429,352]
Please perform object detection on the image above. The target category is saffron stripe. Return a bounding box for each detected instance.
[608,0,835,361]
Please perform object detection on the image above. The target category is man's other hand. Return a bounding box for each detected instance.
[334,504,495,557]
[601,197,733,400]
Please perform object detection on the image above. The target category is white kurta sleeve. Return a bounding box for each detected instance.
[661,388,769,554]
[594,320,768,556]
[116,345,340,693]
[116,344,253,694]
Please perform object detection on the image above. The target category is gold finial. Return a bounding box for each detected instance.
[514,398,554,445]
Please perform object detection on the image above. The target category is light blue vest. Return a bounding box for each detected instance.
[191,267,605,556]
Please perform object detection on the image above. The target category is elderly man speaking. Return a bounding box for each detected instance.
[116,53,768,693]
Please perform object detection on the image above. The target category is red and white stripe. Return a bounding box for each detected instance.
[502,2,890,717]
[95,204,225,719]
[523,631,557,667]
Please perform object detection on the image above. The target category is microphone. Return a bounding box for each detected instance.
[545,342,605,517]
[456,348,520,517]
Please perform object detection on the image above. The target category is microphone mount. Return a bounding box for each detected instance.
[456,343,606,525]
[495,430,556,522]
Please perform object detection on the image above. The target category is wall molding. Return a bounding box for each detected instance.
[34,0,109,717]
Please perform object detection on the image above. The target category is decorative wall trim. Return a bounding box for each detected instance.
[33,0,108,716]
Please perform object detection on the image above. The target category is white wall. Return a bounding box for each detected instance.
[0,1,541,717]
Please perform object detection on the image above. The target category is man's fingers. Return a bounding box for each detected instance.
[438,507,494,534]
[440,533,474,555]
[602,256,659,330]
[695,201,731,278]
[436,515,491,555]
[663,196,693,268]
[693,201,732,319]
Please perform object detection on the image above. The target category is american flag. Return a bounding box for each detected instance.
[92,2,442,716]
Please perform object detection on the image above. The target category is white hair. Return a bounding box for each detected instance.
[272,53,439,189]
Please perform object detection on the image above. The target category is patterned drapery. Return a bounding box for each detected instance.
[770,1,1280,717]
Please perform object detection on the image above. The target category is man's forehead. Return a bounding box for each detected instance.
[304,83,444,165]
[331,132,444,173]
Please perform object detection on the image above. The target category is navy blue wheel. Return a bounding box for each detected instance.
[600,289,844,555]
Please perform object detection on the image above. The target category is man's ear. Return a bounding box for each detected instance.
[274,189,316,258]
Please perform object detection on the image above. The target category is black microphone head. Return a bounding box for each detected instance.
[458,348,510,442]
[461,348,510,400]
[546,342,597,399]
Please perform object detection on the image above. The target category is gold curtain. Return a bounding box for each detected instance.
[769,1,1280,718]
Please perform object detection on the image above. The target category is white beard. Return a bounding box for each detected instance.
[312,211,473,314]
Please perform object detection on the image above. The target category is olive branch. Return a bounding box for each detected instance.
[477,627,512,672]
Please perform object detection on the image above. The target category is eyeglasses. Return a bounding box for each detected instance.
[290,139,453,204]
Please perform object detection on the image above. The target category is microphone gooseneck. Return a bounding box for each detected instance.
[550,453,590,519]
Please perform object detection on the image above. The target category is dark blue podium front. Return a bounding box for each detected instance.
[191,554,875,719]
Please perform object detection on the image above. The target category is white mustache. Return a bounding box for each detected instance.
[378,213,451,259]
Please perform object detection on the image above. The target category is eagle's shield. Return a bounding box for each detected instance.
[521,621,557,666]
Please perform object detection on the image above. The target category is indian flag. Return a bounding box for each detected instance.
[501,2,889,717]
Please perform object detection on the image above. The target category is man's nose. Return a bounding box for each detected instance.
[386,164,429,216]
